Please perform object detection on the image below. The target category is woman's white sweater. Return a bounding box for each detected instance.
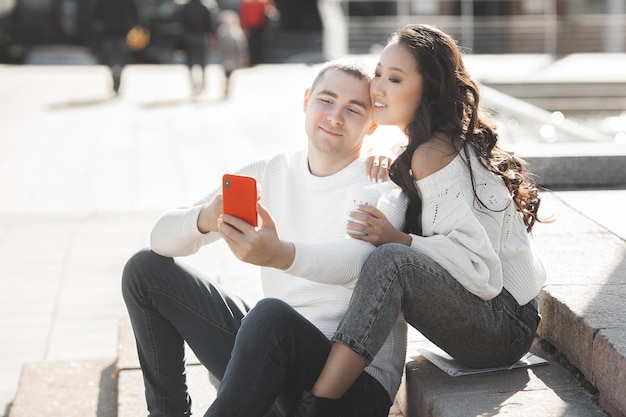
[409,150,546,305]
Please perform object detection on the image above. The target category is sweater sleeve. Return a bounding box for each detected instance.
[150,204,221,257]
[149,158,269,257]
[287,238,375,286]
[287,182,408,287]
[410,187,503,300]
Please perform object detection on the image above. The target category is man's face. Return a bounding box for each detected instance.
[303,69,374,165]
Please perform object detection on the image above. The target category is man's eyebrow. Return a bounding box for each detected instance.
[316,89,337,98]
[316,89,368,110]
[348,98,368,110]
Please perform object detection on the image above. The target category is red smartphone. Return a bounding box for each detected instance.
[222,174,258,227]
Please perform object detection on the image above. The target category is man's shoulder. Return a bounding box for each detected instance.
[267,149,305,163]
[251,150,306,176]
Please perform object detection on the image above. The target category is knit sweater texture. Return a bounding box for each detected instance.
[409,149,546,305]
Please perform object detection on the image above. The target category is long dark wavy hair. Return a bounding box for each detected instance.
[387,24,544,235]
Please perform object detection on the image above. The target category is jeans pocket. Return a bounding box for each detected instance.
[505,304,540,364]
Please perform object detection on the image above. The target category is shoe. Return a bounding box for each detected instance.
[288,390,338,417]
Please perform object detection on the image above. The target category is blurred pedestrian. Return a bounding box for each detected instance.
[238,0,279,66]
[180,0,220,95]
[93,0,140,94]
[215,10,249,97]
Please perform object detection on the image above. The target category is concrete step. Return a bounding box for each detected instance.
[485,82,626,113]
[532,192,626,417]
[8,320,607,417]
[488,82,626,99]
[515,143,626,188]
[8,358,117,417]
[399,339,608,417]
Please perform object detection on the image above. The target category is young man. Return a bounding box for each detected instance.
[121,59,407,417]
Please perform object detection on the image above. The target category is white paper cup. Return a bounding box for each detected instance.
[347,188,380,236]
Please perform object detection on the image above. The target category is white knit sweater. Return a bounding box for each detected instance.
[150,149,409,401]
[409,149,546,305]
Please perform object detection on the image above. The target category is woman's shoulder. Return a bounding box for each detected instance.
[410,135,462,181]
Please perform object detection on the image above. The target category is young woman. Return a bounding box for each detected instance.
[289,23,547,417]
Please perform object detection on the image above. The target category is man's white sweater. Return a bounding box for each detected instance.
[150,149,409,401]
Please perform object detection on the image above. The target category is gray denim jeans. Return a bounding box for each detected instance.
[333,243,540,369]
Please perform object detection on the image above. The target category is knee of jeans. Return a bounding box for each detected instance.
[368,243,412,265]
[241,298,298,334]
[248,298,292,320]
[121,248,161,295]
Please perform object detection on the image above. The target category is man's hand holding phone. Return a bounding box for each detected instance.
[198,174,258,234]
[218,173,294,269]
[219,202,295,270]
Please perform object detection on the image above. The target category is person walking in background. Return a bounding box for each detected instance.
[215,10,249,97]
[93,0,140,94]
[180,0,220,95]
[238,0,279,66]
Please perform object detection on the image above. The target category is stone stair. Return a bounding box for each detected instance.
[484,81,626,115]
[8,190,626,417]
[8,312,612,417]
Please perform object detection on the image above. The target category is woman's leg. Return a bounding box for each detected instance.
[310,344,366,399]
[313,243,540,399]
[121,248,251,417]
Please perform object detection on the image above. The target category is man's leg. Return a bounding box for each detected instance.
[122,248,250,417]
[203,298,332,416]
[204,298,391,417]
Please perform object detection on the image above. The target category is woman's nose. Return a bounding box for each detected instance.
[370,78,382,96]
[371,80,384,96]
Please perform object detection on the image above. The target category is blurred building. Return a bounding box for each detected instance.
[343,0,625,55]
[1,0,625,64]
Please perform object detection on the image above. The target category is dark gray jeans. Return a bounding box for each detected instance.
[333,243,540,369]
[122,248,391,417]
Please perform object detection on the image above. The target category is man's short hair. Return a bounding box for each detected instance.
[310,59,372,92]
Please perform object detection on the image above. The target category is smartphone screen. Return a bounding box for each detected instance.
[222,174,258,227]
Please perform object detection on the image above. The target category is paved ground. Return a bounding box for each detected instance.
[1,54,625,417]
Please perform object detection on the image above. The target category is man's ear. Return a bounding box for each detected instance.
[303,88,311,112]
[366,120,378,135]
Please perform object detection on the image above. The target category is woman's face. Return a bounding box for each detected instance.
[370,41,424,131]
